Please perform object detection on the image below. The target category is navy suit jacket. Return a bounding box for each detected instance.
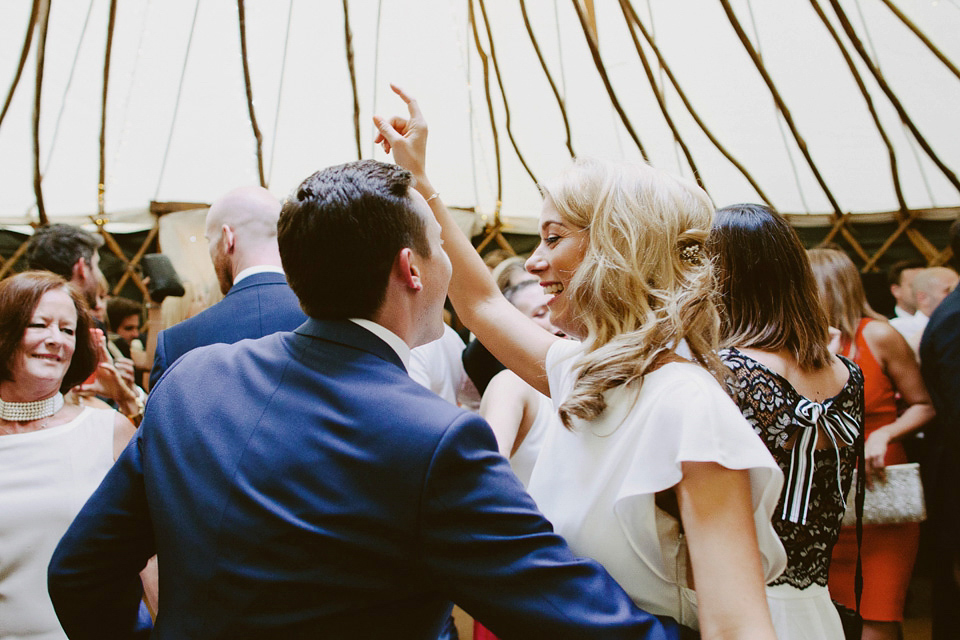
[920,287,960,521]
[149,271,306,390]
[49,319,679,640]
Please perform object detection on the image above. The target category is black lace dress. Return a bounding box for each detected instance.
[719,348,864,639]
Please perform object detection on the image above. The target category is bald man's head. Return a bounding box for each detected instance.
[205,186,283,294]
[914,267,959,317]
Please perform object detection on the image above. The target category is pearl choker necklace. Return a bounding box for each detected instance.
[0,393,64,422]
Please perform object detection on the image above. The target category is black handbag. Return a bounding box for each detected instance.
[833,430,865,640]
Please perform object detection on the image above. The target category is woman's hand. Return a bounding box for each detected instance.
[373,85,431,192]
[864,428,891,480]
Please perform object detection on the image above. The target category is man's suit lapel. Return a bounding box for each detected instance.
[294,318,406,371]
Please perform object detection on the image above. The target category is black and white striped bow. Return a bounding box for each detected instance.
[781,398,859,525]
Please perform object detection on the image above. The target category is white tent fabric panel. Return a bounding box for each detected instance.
[1,0,958,229]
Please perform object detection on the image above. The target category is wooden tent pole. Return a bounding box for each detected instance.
[826,0,960,196]
[99,0,118,218]
[342,0,362,160]
[617,0,703,189]
[518,0,575,158]
[476,0,539,186]
[876,0,960,83]
[570,0,648,161]
[237,0,267,188]
[619,0,774,207]
[717,0,869,263]
[468,0,503,220]
[32,0,51,227]
[0,0,42,130]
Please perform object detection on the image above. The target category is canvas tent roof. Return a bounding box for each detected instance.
[1,0,959,243]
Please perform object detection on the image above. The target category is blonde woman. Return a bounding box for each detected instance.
[809,248,935,640]
[374,87,785,638]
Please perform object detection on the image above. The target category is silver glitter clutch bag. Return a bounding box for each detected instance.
[842,462,926,526]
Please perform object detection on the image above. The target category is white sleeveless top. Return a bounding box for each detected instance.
[508,391,554,488]
[0,407,116,640]
[527,339,786,630]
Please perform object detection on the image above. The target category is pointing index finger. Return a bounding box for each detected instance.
[390,84,423,121]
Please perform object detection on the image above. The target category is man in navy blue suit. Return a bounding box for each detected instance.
[48,160,682,639]
[148,185,306,390]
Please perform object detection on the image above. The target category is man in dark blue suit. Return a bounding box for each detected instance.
[48,161,682,639]
[148,186,306,390]
[919,217,960,640]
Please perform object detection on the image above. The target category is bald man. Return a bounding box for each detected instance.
[149,187,307,389]
[902,267,959,355]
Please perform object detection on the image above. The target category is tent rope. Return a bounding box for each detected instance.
[570,0,648,161]
[237,0,266,188]
[267,0,294,185]
[368,0,383,159]
[43,0,96,176]
[717,0,872,264]
[0,0,41,131]
[807,0,938,269]
[620,0,774,207]
[476,0,539,186]
[154,0,202,201]
[33,0,52,226]
[343,0,362,161]
[745,0,811,214]
[468,0,503,212]
[618,0,702,189]
[99,0,118,219]
[826,0,960,197]
[518,0,575,158]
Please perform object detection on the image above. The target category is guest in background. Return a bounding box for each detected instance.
[887,259,925,321]
[149,186,306,389]
[901,267,959,355]
[708,204,863,640]
[0,271,152,638]
[809,247,935,640]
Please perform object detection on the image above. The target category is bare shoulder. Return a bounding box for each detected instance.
[112,413,136,460]
[861,317,911,361]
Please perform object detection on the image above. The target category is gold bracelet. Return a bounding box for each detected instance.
[425,192,440,203]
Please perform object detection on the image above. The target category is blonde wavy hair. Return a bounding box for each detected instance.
[807,247,884,345]
[540,157,723,428]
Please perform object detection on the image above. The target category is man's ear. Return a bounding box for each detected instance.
[222,225,236,254]
[397,248,422,292]
[71,257,88,283]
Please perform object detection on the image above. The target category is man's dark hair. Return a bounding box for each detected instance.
[278,160,431,320]
[0,271,99,392]
[26,224,103,279]
[106,296,143,333]
[886,258,927,286]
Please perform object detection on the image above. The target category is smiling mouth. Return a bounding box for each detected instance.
[543,283,564,295]
[31,354,61,361]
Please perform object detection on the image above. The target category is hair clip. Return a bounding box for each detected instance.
[679,243,703,266]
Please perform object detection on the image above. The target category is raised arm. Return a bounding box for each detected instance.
[373,85,556,395]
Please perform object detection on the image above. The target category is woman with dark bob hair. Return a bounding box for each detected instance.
[0,271,140,638]
[706,204,865,640]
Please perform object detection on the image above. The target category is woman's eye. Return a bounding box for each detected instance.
[61,328,75,336]
[544,235,560,246]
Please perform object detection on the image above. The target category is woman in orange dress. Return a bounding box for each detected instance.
[809,248,935,640]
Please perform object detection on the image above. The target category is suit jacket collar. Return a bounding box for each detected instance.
[225,271,289,296]
[294,318,406,372]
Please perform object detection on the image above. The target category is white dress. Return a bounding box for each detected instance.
[527,339,787,630]
[0,407,116,640]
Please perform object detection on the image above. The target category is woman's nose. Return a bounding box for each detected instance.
[525,251,545,274]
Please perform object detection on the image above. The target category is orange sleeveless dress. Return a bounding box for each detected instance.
[828,318,920,621]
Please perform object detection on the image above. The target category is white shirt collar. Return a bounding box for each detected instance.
[348,318,411,369]
[233,265,286,286]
